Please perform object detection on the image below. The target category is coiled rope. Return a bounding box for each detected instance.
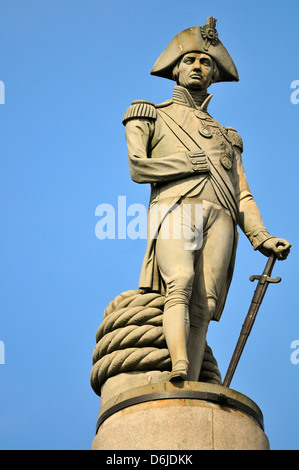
[91,290,221,396]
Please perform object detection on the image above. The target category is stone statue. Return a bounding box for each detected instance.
[122,17,291,383]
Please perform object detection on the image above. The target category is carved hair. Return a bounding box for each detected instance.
[172,54,220,85]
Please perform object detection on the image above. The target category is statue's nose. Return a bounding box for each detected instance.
[192,59,201,70]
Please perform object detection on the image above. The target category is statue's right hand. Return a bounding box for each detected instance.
[259,238,291,260]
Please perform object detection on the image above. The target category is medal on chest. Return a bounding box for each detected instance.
[194,110,234,170]
[220,152,233,169]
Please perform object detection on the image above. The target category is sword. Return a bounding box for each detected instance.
[222,254,281,388]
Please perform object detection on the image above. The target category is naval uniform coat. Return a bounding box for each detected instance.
[123,86,274,321]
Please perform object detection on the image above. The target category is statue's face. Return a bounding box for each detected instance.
[176,52,214,90]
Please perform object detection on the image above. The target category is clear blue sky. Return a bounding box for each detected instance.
[0,0,298,450]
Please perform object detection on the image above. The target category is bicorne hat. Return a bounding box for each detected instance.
[151,17,239,83]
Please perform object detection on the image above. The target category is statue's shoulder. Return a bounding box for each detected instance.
[122,100,157,125]
[155,99,173,109]
[224,126,243,153]
[122,99,173,125]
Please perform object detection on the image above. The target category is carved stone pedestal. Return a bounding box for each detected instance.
[92,381,270,450]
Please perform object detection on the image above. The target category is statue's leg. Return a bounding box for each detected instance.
[187,201,234,381]
[156,204,195,380]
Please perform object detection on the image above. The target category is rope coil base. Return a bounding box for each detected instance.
[91,290,222,396]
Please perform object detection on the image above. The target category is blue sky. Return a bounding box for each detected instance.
[0,0,298,450]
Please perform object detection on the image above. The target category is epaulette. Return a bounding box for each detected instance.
[225,127,243,152]
[122,100,157,125]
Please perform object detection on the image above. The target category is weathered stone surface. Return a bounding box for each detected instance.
[92,382,270,450]
[100,370,170,409]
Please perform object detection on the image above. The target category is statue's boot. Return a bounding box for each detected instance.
[186,325,208,381]
[163,304,189,381]
[169,360,189,381]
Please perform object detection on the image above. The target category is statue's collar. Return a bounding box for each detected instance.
[172,85,213,112]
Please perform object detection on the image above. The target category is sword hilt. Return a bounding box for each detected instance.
[249,274,281,284]
[250,253,282,284]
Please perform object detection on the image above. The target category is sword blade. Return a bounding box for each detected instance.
[222,255,280,388]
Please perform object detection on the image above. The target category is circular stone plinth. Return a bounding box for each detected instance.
[92,381,270,450]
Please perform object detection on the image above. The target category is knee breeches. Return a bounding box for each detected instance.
[156,198,234,327]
